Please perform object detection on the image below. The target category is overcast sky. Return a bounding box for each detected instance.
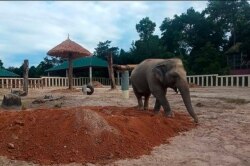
[0,1,208,68]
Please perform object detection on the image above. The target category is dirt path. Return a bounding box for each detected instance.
[0,87,249,166]
[111,88,250,166]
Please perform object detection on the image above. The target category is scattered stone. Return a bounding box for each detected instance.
[32,96,65,104]
[7,143,15,149]
[92,81,104,88]
[11,90,27,96]
[11,134,19,140]
[32,99,45,104]
[44,95,53,99]
[196,102,205,107]
[1,94,22,108]
[14,120,24,126]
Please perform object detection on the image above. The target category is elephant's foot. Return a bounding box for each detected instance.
[164,111,175,118]
[138,105,144,111]
[153,109,160,114]
[144,107,149,111]
[193,116,199,124]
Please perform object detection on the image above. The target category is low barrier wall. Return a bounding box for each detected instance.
[0,74,249,89]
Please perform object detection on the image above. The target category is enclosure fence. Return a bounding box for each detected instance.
[0,74,250,89]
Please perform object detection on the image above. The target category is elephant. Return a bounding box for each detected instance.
[131,58,198,123]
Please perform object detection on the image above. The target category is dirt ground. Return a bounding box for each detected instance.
[0,86,249,166]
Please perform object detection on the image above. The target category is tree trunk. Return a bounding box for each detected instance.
[107,53,116,89]
[68,53,73,90]
[23,59,29,96]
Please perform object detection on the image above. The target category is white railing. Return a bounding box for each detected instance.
[0,74,250,89]
[0,78,44,89]
[187,74,250,87]
[41,77,112,88]
[0,77,111,89]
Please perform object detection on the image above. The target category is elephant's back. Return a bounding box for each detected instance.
[133,59,165,72]
[131,59,165,93]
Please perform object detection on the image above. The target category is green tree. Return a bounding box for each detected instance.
[136,17,156,41]
[0,60,3,68]
[93,40,119,64]
[205,0,250,50]
[188,42,228,75]
[36,56,63,77]
[117,49,132,65]
[29,66,39,78]
[131,17,169,63]
[8,65,23,77]
[160,7,228,74]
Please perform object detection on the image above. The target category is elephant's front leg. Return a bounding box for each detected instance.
[152,89,173,117]
[153,99,161,113]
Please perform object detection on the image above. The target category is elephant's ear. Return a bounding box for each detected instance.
[152,64,166,83]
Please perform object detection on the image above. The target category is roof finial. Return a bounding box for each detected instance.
[67,33,70,39]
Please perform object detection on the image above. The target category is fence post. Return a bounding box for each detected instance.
[231,77,234,87]
[236,76,239,87]
[210,76,213,86]
[247,76,250,87]
[215,75,218,86]
[226,76,228,87]
[242,76,245,87]
[201,76,204,87]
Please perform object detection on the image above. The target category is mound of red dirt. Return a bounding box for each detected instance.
[92,81,104,88]
[0,106,196,165]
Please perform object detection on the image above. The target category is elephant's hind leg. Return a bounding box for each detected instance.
[143,93,151,110]
[135,94,143,110]
[133,91,143,110]
[132,84,143,110]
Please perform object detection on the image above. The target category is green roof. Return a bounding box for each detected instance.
[46,56,108,72]
[0,68,19,77]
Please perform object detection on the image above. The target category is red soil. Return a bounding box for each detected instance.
[0,106,196,165]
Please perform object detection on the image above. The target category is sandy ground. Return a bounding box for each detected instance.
[0,86,249,166]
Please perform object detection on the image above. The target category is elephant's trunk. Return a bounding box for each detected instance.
[177,79,198,123]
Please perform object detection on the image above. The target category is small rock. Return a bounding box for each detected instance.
[1,94,22,108]
[7,143,15,149]
[14,120,24,126]
[11,134,19,140]
[196,102,205,107]
[11,90,26,96]
[44,95,53,99]
[32,99,45,104]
